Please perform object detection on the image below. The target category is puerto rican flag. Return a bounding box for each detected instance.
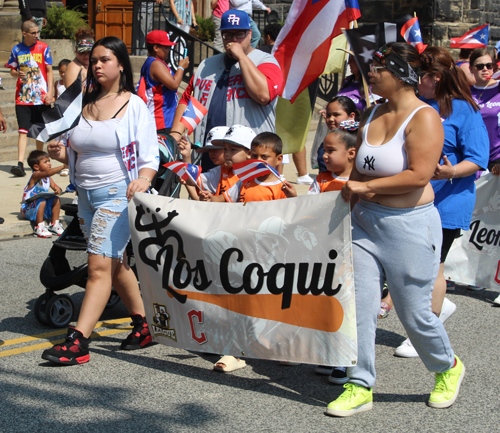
[163,161,202,183]
[232,159,281,183]
[272,0,361,103]
[451,24,489,48]
[180,97,208,135]
[400,17,427,54]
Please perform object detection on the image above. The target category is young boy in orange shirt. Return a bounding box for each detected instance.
[235,132,297,202]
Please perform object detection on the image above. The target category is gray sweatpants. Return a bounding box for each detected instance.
[348,200,455,389]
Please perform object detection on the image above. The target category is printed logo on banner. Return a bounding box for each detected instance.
[151,303,177,341]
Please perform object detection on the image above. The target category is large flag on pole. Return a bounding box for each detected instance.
[450,24,489,48]
[272,0,361,103]
[28,71,83,142]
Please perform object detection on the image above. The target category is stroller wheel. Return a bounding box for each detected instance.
[46,294,75,328]
[105,290,121,310]
[34,293,50,325]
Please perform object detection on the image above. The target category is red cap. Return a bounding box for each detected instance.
[146,30,176,46]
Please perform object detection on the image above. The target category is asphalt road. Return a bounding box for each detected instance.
[1,236,499,433]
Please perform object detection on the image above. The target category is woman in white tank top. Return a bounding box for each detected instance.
[44,37,158,366]
[326,43,464,418]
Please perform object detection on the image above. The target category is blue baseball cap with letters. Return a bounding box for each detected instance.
[220,10,252,31]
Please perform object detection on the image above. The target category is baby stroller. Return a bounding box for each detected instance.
[33,203,129,328]
[33,135,180,328]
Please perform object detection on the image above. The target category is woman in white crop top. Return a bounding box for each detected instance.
[326,43,463,417]
[44,37,159,366]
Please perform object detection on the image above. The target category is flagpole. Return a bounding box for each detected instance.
[353,20,372,108]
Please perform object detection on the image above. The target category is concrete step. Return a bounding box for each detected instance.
[0,91,14,104]
[0,132,20,161]
[0,103,15,118]
[0,135,43,163]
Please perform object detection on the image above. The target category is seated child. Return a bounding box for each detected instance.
[308,119,359,384]
[235,132,297,202]
[21,150,64,238]
[308,120,358,195]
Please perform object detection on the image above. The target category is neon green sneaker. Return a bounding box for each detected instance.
[326,383,373,417]
[428,355,465,408]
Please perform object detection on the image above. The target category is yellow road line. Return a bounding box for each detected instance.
[0,317,131,348]
[0,326,132,358]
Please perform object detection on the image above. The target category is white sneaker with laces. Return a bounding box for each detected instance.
[34,223,53,238]
[296,174,314,185]
[48,220,64,236]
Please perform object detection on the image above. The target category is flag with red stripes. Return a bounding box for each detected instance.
[272,0,361,103]
[180,97,208,135]
[232,159,281,183]
[163,161,202,183]
[450,24,489,48]
[400,16,427,54]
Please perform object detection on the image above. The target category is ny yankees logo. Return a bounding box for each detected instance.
[363,156,375,170]
[228,14,240,25]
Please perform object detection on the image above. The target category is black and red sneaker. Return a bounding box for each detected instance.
[42,327,90,365]
[120,314,153,350]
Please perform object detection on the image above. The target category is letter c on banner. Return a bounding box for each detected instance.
[187,309,207,344]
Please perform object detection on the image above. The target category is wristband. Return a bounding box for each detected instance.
[178,66,185,71]
[449,167,456,184]
[138,175,151,186]
[170,131,183,136]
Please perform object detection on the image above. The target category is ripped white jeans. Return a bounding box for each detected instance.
[76,179,131,259]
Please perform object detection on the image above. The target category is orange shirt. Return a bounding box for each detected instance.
[237,178,287,203]
[198,165,239,198]
[308,172,348,195]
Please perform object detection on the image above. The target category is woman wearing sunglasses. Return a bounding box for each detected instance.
[393,47,489,359]
[327,43,464,417]
[470,48,500,175]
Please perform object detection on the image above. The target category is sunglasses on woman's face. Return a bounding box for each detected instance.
[474,63,494,70]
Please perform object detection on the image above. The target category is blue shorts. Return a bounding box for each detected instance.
[21,197,57,222]
[77,179,131,259]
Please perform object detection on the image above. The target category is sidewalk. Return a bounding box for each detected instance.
[0,121,320,239]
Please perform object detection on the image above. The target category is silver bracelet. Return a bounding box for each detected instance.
[138,175,151,186]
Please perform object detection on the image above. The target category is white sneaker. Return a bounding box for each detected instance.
[394,299,456,359]
[296,174,314,185]
[394,338,418,358]
[493,294,500,305]
[34,223,53,238]
[440,298,457,324]
[48,220,64,236]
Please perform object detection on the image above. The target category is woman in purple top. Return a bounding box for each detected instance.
[337,55,366,112]
[470,47,500,175]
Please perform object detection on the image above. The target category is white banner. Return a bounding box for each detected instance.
[129,192,357,366]
[444,173,500,289]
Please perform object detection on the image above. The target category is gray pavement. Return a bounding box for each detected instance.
[1,236,500,432]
